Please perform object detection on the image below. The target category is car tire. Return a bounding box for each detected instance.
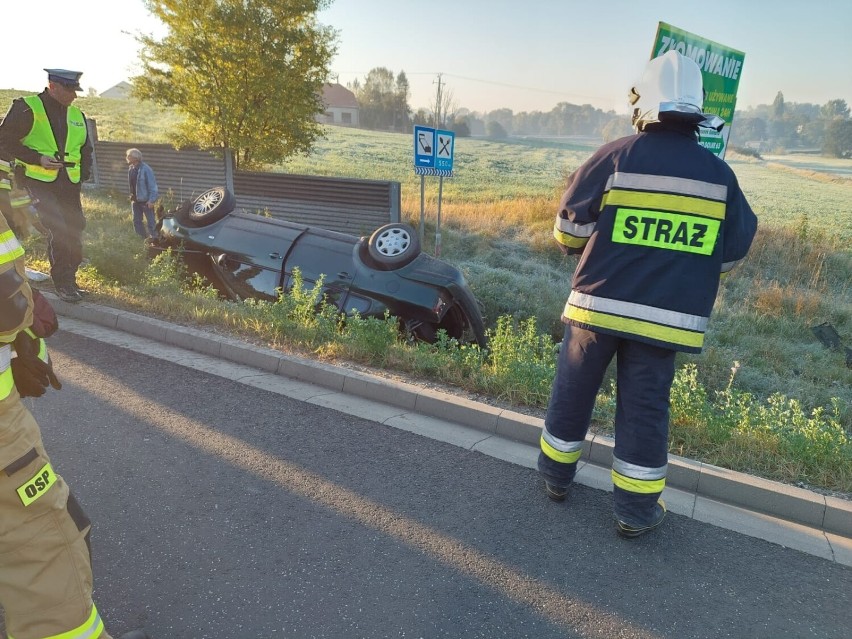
[176,186,236,227]
[366,223,421,270]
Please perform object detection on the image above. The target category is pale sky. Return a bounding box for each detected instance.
[6,0,851,115]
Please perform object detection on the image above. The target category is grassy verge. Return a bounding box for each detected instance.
[21,185,850,495]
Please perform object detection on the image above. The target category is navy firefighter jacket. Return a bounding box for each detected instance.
[554,124,758,354]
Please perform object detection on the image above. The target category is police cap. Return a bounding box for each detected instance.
[44,68,83,91]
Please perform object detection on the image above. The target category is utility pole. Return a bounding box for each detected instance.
[433,73,443,128]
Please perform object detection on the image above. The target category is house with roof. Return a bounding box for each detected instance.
[317,83,359,127]
[100,81,133,99]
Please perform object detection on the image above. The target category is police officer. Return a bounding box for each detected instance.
[0,191,149,637]
[0,68,93,303]
[538,51,758,538]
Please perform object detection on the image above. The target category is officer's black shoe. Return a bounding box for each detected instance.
[55,285,83,303]
[544,481,568,502]
[118,630,151,639]
[615,499,667,539]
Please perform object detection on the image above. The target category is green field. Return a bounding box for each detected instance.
[3,92,850,492]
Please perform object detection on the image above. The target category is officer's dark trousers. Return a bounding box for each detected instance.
[27,180,85,289]
[538,324,677,527]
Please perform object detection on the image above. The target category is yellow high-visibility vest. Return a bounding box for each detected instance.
[18,95,86,183]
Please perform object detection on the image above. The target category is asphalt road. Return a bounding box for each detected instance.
[7,331,850,639]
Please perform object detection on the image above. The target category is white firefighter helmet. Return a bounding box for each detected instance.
[628,50,725,132]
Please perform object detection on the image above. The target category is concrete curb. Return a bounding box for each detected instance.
[50,295,852,539]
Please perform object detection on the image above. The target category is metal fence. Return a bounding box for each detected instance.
[92,141,400,236]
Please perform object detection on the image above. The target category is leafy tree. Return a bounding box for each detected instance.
[821,99,850,120]
[823,119,852,158]
[601,117,632,142]
[486,108,513,136]
[772,91,786,119]
[394,71,411,130]
[486,120,507,139]
[730,117,767,145]
[451,116,470,137]
[353,67,411,131]
[411,108,431,127]
[134,0,336,169]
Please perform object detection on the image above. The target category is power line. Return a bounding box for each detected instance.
[439,73,610,103]
[332,69,611,104]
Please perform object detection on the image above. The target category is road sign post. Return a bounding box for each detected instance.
[413,126,455,255]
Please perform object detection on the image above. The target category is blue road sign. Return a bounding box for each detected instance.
[435,130,455,172]
[414,126,436,168]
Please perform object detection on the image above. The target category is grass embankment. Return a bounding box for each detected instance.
[7,94,850,494]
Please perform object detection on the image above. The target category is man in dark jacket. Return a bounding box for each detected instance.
[538,51,758,538]
[0,69,93,303]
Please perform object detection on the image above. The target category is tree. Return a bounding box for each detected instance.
[486,121,507,139]
[451,116,471,137]
[730,117,767,146]
[823,119,852,158]
[772,91,786,119]
[134,0,336,169]
[601,117,632,142]
[394,71,411,131]
[485,108,513,136]
[353,68,411,131]
[821,99,850,120]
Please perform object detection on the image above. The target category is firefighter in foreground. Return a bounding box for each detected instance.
[538,50,758,538]
[0,167,148,639]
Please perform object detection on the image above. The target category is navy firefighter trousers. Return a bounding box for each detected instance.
[538,324,677,527]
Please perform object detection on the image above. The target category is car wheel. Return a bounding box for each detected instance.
[177,187,236,227]
[366,223,421,269]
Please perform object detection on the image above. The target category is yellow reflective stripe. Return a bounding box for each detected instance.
[16,462,57,506]
[540,435,583,464]
[566,305,704,349]
[0,366,13,400]
[601,188,726,220]
[612,208,720,255]
[612,469,666,494]
[0,159,11,172]
[10,193,32,207]
[12,604,106,639]
[0,229,25,263]
[1,178,11,190]
[23,329,50,363]
[553,225,589,249]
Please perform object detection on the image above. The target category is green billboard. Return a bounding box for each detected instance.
[652,22,745,159]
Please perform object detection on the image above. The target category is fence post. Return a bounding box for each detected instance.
[224,147,235,194]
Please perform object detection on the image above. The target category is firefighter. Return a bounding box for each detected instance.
[538,51,758,538]
[0,183,149,638]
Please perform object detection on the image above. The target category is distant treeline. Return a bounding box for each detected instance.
[350,69,852,156]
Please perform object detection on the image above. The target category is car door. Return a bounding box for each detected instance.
[284,227,366,313]
[206,214,303,301]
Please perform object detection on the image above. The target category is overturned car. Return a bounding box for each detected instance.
[149,186,487,347]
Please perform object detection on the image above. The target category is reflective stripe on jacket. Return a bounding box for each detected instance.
[1,159,12,191]
[18,95,86,183]
[554,128,757,353]
[0,214,33,401]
